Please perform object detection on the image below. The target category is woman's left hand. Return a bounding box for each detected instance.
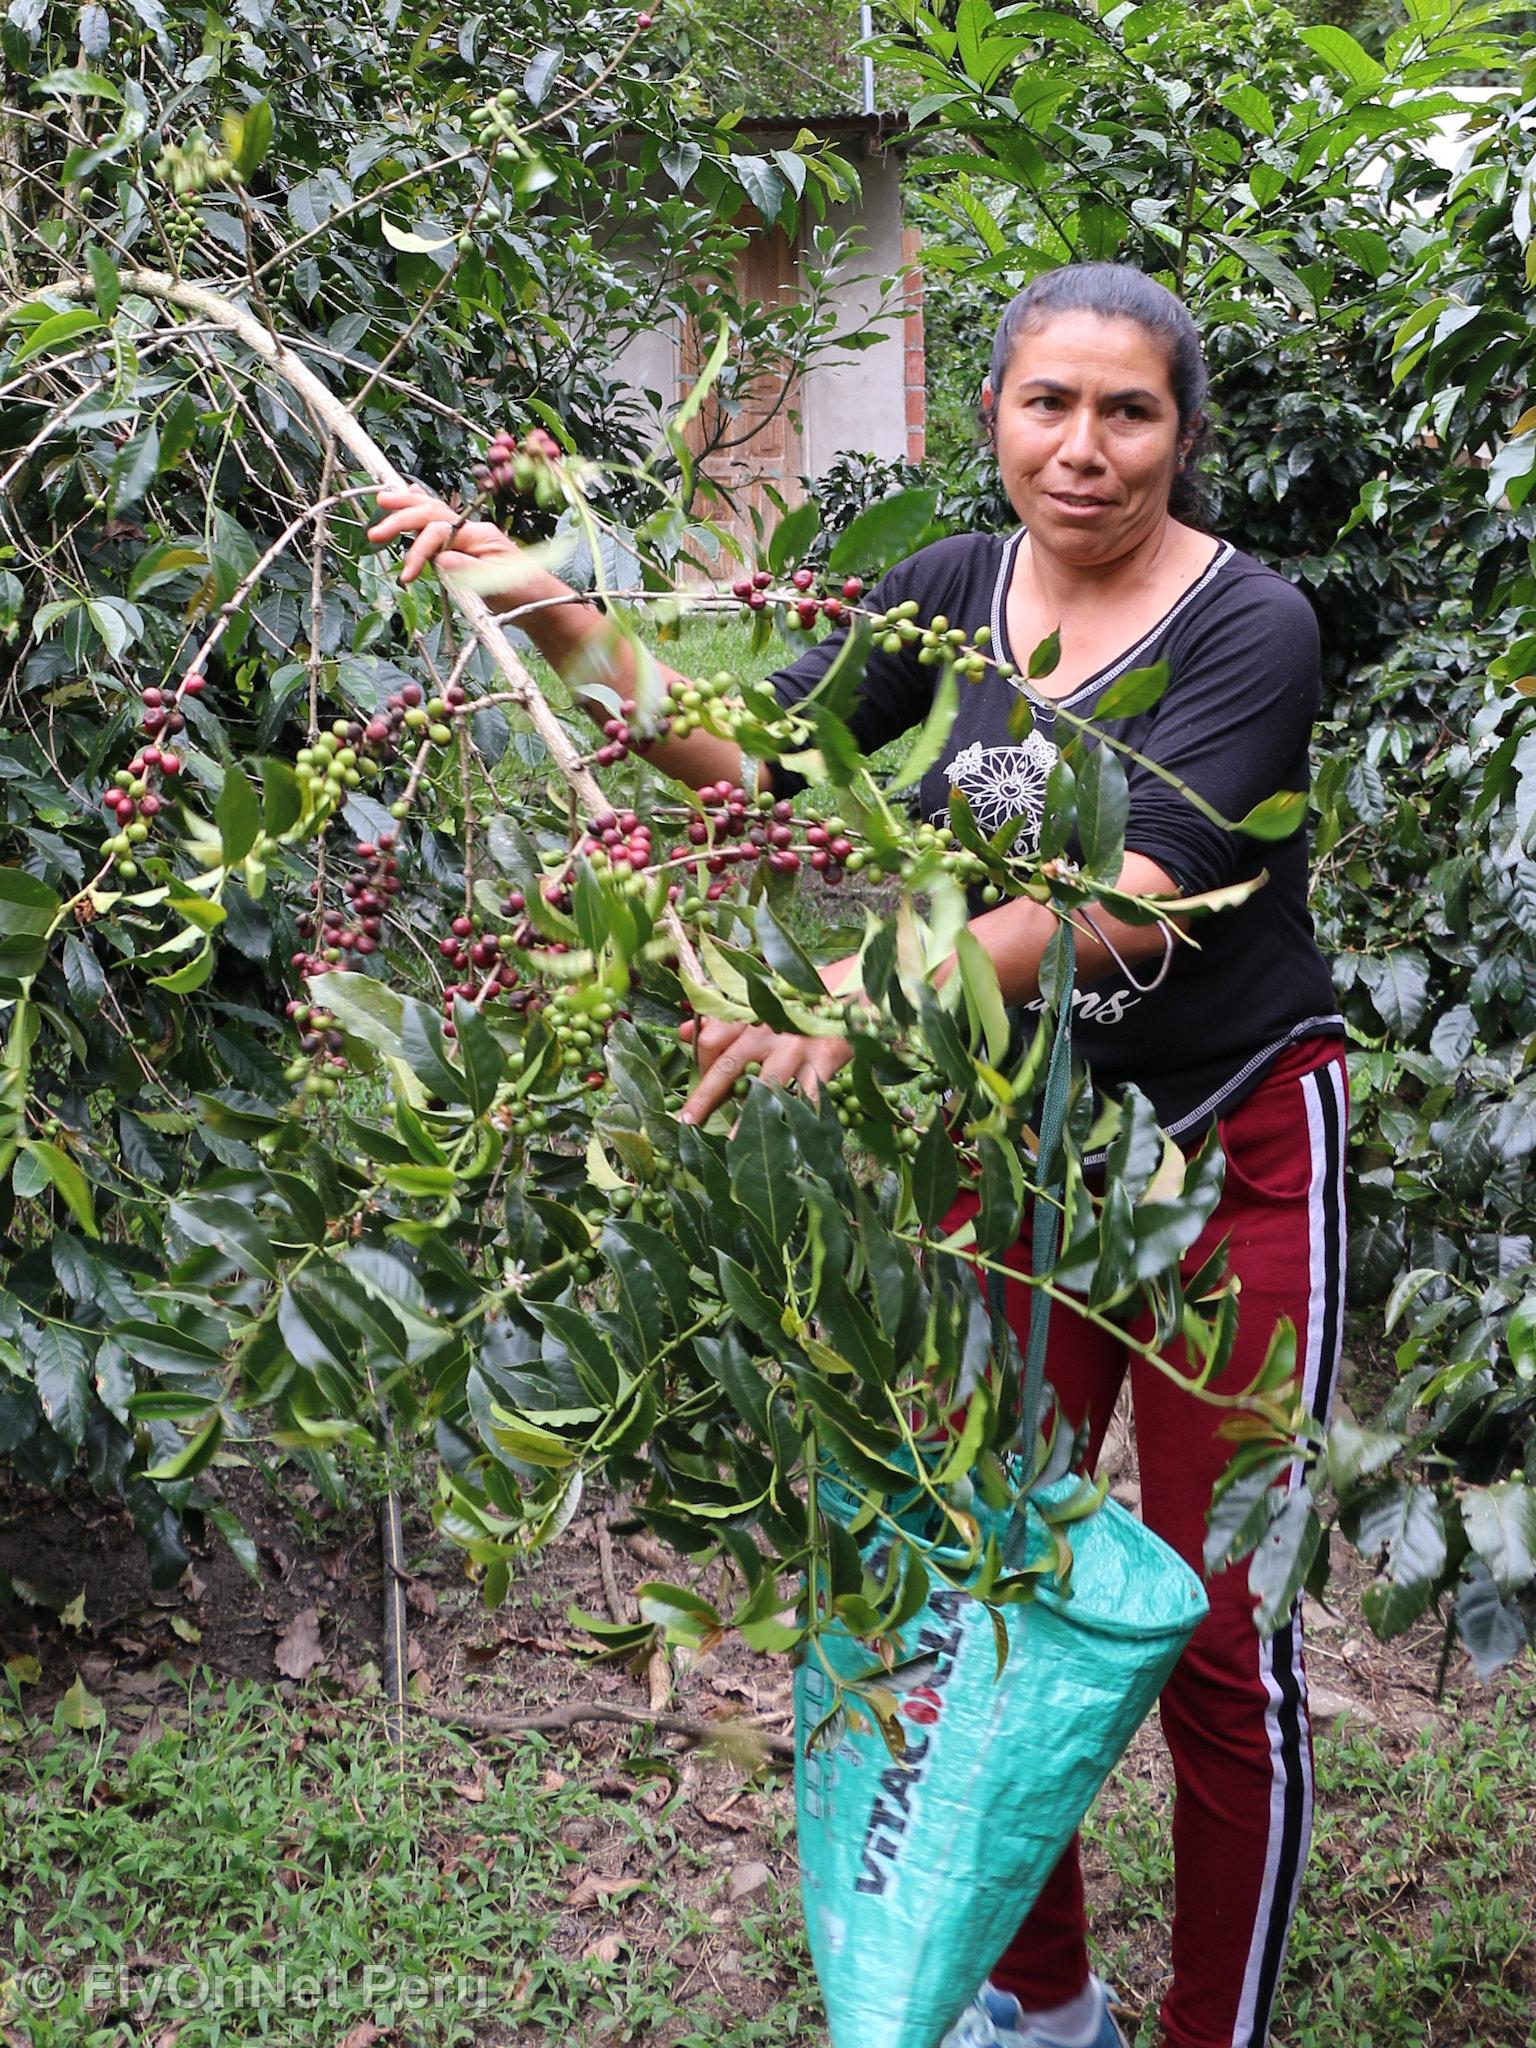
[677,956,862,1125]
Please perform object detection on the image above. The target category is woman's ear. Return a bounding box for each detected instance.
[980,377,996,444]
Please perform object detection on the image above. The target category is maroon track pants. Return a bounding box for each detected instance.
[952,1036,1349,2048]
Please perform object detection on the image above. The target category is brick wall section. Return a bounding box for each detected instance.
[901,226,925,465]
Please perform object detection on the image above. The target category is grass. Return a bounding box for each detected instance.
[0,1680,817,2047]
[1089,1674,1536,2048]
[630,610,917,781]
[3,1671,1532,2045]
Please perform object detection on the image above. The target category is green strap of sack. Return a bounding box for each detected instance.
[995,926,1076,1574]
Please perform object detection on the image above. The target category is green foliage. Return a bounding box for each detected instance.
[4,0,1531,1700]
[870,0,1536,1667]
[7,1665,1531,2043]
[0,0,1315,1743]
[799,449,1013,575]
[1306,77,1536,1673]
[673,0,873,118]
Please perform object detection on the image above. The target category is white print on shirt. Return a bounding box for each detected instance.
[1022,984,1144,1028]
[943,730,1058,841]
[944,733,1142,1027]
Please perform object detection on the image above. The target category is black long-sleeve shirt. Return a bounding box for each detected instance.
[767,531,1342,1144]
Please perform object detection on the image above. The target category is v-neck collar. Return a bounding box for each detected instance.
[990,529,1233,712]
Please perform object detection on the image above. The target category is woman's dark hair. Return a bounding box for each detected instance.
[982,263,1212,526]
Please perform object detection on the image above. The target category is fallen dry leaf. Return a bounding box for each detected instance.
[404,1579,438,1617]
[333,2024,388,2048]
[437,1837,490,1881]
[589,1772,640,1800]
[700,1800,758,1832]
[583,1934,622,1965]
[497,1630,572,1655]
[728,1860,771,1902]
[273,1608,323,1681]
[623,1531,674,1573]
[405,1636,428,1674]
[646,1646,670,1712]
[117,1668,173,1697]
[566,1871,644,1911]
[708,1673,760,1706]
[128,1708,167,1754]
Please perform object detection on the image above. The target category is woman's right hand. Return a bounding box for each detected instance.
[366,483,541,606]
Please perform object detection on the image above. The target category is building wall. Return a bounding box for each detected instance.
[603,136,921,573]
[799,154,917,477]
[611,315,679,439]
[901,224,926,466]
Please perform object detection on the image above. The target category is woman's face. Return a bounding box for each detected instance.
[982,311,1188,565]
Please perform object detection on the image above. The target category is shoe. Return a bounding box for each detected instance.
[940,1975,1126,2048]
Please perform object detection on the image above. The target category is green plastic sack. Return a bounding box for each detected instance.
[794,1485,1208,2048]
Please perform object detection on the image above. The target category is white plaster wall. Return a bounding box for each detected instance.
[600,143,911,477]
[799,155,910,475]
[608,304,677,442]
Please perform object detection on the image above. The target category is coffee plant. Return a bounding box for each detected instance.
[1306,74,1536,1676]
[876,0,1536,1670]
[0,1,1328,1741]
[1,0,1531,1704]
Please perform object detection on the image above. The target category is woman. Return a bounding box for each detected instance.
[369,262,1347,2048]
